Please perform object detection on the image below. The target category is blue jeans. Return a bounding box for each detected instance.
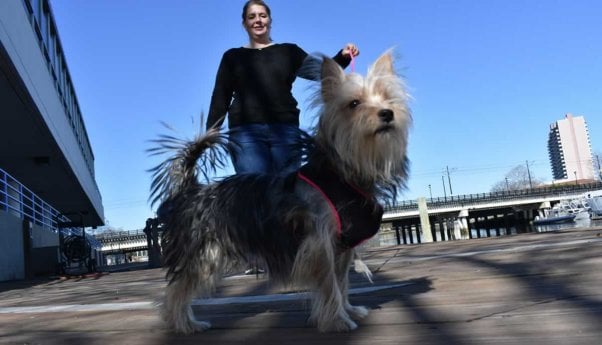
[228,124,303,175]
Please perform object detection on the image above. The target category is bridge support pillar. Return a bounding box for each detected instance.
[418,197,433,243]
[454,209,470,240]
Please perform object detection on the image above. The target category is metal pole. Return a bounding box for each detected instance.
[446,166,453,195]
[526,160,533,189]
[505,177,509,191]
[442,175,447,201]
[574,171,578,185]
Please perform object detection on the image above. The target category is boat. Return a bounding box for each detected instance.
[533,207,576,225]
[555,199,590,220]
[587,196,602,220]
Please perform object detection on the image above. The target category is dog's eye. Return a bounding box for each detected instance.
[349,100,361,109]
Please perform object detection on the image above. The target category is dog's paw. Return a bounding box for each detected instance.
[316,315,358,333]
[174,320,211,335]
[346,305,369,320]
[190,320,212,332]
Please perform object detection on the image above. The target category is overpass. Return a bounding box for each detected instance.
[379,182,602,245]
[95,220,163,267]
[384,182,602,220]
[92,183,602,263]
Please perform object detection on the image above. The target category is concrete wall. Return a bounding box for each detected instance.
[29,221,59,276]
[0,211,24,281]
[0,210,60,281]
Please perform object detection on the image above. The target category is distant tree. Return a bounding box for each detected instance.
[491,165,543,192]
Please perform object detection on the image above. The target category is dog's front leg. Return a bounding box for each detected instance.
[301,233,357,332]
[336,249,369,320]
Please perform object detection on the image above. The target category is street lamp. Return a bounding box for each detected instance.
[574,171,578,185]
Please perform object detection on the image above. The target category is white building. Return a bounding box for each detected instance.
[547,114,595,183]
[1,0,104,281]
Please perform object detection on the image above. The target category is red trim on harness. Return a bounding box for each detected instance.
[297,172,342,237]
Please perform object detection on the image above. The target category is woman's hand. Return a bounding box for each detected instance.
[342,43,360,58]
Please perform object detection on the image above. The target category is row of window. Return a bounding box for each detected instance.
[21,0,96,181]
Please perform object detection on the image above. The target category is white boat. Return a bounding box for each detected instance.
[533,207,576,225]
[555,199,590,220]
[587,196,602,220]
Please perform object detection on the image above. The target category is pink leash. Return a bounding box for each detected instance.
[349,51,356,73]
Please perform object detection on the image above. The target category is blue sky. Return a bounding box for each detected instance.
[50,0,602,230]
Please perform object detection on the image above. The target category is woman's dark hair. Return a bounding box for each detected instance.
[242,0,271,20]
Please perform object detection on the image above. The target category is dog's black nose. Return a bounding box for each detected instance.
[378,109,394,123]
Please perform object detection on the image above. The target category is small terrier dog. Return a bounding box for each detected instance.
[149,50,410,334]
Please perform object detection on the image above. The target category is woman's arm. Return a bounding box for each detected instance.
[297,43,360,81]
[206,53,234,130]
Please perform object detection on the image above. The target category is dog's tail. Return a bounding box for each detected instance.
[147,126,228,208]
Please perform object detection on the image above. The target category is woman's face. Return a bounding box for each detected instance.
[243,4,271,40]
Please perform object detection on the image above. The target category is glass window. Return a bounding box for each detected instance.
[30,0,42,23]
[47,32,56,75]
[39,3,49,52]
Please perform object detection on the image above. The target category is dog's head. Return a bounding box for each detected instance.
[314,50,411,190]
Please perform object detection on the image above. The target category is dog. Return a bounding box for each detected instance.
[149,50,411,334]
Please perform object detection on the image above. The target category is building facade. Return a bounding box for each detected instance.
[1,0,103,281]
[548,114,595,183]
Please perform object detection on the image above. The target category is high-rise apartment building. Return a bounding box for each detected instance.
[547,114,595,182]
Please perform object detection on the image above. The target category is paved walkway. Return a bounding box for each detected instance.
[1,227,601,344]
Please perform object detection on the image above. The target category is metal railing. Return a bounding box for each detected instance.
[0,167,101,248]
[94,229,147,242]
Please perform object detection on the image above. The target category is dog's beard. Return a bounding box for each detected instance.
[315,103,409,191]
[312,52,411,194]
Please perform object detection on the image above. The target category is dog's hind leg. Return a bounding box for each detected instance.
[336,249,369,320]
[163,241,224,334]
[163,275,212,334]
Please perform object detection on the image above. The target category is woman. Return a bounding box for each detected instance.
[206,0,359,176]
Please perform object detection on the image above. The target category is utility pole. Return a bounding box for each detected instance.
[442,175,447,201]
[428,184,433,202]
[446,165,453,195]
[526,160,533,189]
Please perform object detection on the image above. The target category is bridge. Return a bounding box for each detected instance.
[92,182,602,265]
[94,229,157,266]
[385,182,601,219]
[94,219,163,267]
[379,182,602,246]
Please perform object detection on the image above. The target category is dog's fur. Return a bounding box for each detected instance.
[149,51,410,334]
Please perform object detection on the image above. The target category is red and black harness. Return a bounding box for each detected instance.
[296,160,384,249]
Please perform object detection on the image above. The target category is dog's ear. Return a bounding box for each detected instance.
[369,51,395,77]
[321,57,345,102]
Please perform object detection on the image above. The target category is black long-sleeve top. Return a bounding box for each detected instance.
[206,43,350,130]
